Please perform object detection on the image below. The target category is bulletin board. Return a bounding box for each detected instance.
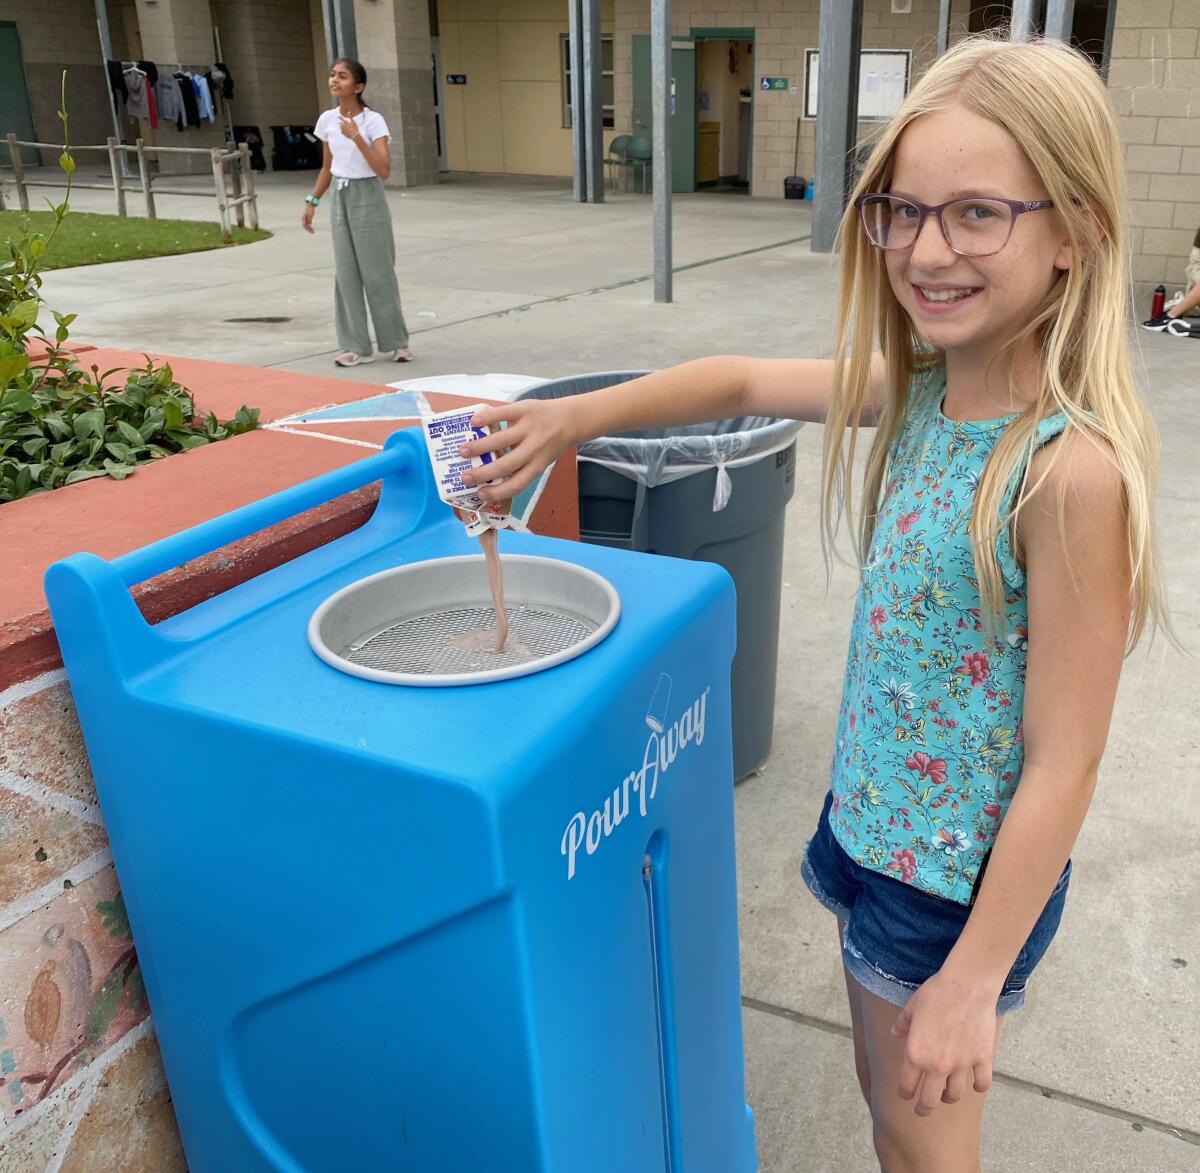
[803,49,911,120]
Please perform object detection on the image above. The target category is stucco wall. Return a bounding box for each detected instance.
[438,0,617,177]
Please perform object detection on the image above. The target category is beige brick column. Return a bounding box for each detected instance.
[1106,0,1200,305]
[135,0,227,170]
[352,0,438,187]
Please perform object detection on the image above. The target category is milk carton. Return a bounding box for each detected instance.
[421,403,524,536]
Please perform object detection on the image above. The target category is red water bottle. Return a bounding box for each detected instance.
[1151,284,1166,318]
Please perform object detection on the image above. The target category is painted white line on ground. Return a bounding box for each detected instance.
[0,768,104,827]
[0,670,67,711]
[263,425,384,451]
[270,416,420,425]
[0,849,113,936]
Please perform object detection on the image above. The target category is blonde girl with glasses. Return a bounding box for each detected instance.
[458,34,1168,1172]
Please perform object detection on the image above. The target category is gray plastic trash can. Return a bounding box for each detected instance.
[517,371,802,779]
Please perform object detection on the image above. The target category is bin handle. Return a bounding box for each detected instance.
[110,437,413,588]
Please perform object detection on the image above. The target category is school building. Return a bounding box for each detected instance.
[1,0,1197,293]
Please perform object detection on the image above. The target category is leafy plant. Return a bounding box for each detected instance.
[0,71,75,365]
[0,72,259,505]
[1,360,259,502]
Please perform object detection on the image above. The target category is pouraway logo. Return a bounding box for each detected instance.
[560,674,710,881]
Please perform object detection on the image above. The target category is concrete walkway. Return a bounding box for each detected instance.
[40,173,1200,1171]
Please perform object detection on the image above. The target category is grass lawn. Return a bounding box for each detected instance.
[0,210,270,269]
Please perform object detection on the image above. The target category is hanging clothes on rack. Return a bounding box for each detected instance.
[212,63,235,100]
[155,74,185,129]
[105,60,128,102]
[175,73,201,127]
[191,73,216,122]
[145,78,159,129]
[123,65,150,123]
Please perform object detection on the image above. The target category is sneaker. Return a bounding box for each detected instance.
[389,347,414,363]
[1165,317,1200,339]
[335,351,374,367]
[1141,314,1174,332]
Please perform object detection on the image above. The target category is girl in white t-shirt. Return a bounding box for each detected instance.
[303,58,412,366]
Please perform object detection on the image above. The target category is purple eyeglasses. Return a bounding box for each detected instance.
[855,194,1055,258]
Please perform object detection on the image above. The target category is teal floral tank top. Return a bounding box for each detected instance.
[828,365,1067,905]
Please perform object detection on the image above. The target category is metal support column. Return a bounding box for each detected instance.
[94,0,133,179]
[1099,0,1119,81]
[1044,0,1075,42]
[582,0,604,203]
[568,0,586,201]
[937,0,952,55]
[651,0,671,302]
[811,0,862,254]
[323,0,357,61]
[322,0,336,65]
[1010,0,1037,40]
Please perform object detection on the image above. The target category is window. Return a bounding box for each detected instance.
[561,35,615,129]
[803,48,911,121]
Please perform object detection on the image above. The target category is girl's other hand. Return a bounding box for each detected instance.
[338,115,360,140]
[459,399,575,500]
[302,204,316,234]
[891,968,1001,1116]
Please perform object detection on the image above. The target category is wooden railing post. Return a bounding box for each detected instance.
[238,142,259,230]
[106,137,126,217]
[232,148,246,230]
[7,133,29,212]
[135,138,156,219]
[210,147,231,240]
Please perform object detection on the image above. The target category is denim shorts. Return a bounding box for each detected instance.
[801,790,1071,1014]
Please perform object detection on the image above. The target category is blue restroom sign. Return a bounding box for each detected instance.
[760,76,788,91]
[446,74,467,85]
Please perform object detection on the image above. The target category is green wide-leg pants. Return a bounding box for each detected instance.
[330,176,409,355]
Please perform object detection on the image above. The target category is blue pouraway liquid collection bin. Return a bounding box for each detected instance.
[45,428,758,1172]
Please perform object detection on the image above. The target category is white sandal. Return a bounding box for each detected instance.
[389,347,414,363]
[335,351,374,367]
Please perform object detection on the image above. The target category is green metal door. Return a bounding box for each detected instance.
[0,24,38,167]
[632,36,696,193]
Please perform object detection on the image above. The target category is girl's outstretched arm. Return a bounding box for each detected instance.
[891,431,1130,1116]
[463,353,886,500]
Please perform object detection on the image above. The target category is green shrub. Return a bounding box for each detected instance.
[0,361,259,502]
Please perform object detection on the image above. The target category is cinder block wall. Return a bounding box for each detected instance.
[1107,0,1200,304]
[211,0,326,140]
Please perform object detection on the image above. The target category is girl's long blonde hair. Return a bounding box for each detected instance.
[821,34,1168,652]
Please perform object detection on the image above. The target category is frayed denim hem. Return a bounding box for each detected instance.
[801,847,852,922]
[841,934,1029,1015]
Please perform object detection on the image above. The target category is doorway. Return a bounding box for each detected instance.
[0,23,38,167]
[632,35,696,193]
[693,32,753,194]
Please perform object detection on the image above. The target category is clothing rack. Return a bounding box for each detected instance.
[119,61,216,72]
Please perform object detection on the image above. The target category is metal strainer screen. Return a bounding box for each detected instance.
[309,554,620,687]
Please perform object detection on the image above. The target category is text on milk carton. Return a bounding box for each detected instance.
[422,403,496,512]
